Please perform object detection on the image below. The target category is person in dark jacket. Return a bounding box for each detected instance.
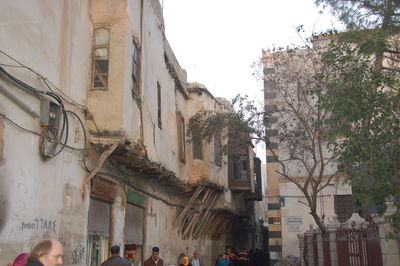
[143,247,163,266]
[26,239,63,266]
[101,246,132,266]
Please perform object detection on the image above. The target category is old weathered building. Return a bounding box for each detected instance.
[0,1,262,265]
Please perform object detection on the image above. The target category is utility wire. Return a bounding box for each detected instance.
[0,113,40,136]
[0,49,87,110]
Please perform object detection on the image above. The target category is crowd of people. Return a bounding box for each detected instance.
[8,238,267,266]
[215,248,267,266]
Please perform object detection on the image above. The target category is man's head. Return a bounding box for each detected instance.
[151,247,160,260]
[110,246,120,255]
[193,251,199,259]
[29,239,63,266]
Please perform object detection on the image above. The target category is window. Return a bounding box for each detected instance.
[157,82,162,129]
[214,131,222,166]
[193,136,203,160]
[334,195,354,223]
[176,111,186,162]
[92,27,110,89]
[233,156,248,180]
[131,40,140,102]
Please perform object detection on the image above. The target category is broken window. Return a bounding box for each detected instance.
[214,131,222,166]
[176,110,186,163]
[92,27,110,89]
[132,39,140,102]
[157,82,162,129]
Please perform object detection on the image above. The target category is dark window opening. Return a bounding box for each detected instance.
[177,111,186,163]
[157,82,162,129]
[334,195,354,223]
[132,40,140,102]
[193,137,203,160]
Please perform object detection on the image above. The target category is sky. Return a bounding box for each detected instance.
[162,0,344,159]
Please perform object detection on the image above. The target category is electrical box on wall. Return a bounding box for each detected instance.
[40,99,61,130]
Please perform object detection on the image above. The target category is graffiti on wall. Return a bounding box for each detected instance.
[72,244,85,264]
[20,218,56,232]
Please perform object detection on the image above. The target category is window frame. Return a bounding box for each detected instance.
[92,26,110,90]
[176,110,186,163]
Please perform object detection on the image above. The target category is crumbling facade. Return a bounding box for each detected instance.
[0,1,262,265]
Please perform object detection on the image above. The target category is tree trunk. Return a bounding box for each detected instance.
[310,209,326,233]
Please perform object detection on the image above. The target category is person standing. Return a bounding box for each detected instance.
[101,246,132,266]
[190,251,203,266]
[216,254,229,266]
[179,256,192,266]
[143,247,163,266]
[26,239,63,266]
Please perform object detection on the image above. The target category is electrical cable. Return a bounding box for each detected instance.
[0,65,69,158]
[0,50,100,144]
[0,113,40,136]
[0,51,100,160]
[0,49,87,110]
[0,63,25,68]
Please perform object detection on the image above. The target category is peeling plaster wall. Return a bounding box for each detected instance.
[87,0,128,132]
[0,1,242,266]
[0,0,91,265]
[186,91,230,187]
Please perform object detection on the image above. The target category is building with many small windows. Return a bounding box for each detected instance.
[0,1,263,266]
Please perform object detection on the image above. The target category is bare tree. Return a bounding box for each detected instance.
[188,43,339,232]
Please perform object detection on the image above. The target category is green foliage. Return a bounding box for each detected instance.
[318,40,400,229]
[187,95,264,157]
[315,0,400,30]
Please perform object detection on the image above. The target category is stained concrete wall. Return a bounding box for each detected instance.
[0,1,240,266]
[0,0,91,265]
[279,178,352,258]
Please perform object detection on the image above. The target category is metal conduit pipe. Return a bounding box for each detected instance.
[0,84,40,118]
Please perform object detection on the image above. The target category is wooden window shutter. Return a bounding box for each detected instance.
[176,110,186,162]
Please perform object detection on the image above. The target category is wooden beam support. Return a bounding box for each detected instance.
[173,186,204,228]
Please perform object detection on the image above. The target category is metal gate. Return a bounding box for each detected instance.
[336,220,383,266]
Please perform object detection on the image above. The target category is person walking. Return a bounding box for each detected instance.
[216,254,229,266]
[143,247,163,266]
[26,239,63,266]
[101,246,132,266]
[189,251,203,266]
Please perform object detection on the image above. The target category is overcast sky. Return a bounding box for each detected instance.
[162,0,343,159]
[162,0,343,99]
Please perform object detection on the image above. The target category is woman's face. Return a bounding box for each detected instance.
[182,257,189,265]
